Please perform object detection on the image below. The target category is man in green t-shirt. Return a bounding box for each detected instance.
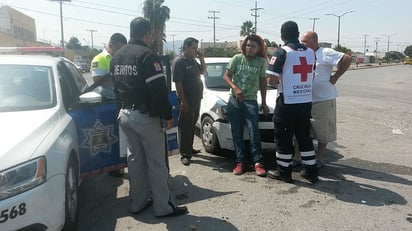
[223,34,269,176]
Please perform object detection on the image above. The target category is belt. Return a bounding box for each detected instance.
[121,104,148,114]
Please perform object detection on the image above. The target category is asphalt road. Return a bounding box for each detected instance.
[77,64,412,231]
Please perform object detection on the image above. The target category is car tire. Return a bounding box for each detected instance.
[201,116,221,154]
[62,155,79,231]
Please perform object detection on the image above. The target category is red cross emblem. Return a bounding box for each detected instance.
[293,57,313,82]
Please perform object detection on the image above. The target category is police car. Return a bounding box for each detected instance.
[198,57,278,153]
[0,47,126,231]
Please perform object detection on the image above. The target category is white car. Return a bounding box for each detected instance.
[198,57,277,153]
[0,51,126,231]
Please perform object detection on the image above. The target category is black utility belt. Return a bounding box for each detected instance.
[121,104,148,114]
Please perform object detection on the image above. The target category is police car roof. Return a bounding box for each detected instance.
[0,55,61,66]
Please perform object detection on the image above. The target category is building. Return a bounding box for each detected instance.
[0,5,39,46]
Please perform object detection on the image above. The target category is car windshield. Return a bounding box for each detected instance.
[204,62,230,90]
[0,65,55,112]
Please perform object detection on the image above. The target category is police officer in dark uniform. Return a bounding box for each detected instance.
[266,21,318,183]
[111,17,188,217]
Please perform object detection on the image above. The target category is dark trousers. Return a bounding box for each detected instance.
[273,95,316,173]
[178,96,201,157]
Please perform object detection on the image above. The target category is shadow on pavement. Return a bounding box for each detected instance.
[193,140,411,208]
[77,172,239,231]
[130,175,239,231]
[77,174,126,231]
[291,142,411,207]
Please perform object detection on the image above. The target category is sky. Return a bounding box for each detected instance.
[0,0,410,53]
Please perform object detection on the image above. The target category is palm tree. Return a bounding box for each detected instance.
[143,0,170,55]
[240,20,254,37]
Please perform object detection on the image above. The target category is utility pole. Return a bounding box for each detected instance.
[381,33,397,53]
[87,29,97,50]
[250,1,263,34]
[170,34,176,53]
[51,0,71,56]
[309,17,320,31]
[374,37,380,59]
[363,34,368,59]
[208,10,220,47]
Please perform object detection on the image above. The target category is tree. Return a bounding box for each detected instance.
[334,44,351,54]
[404,45,412,57]
[202,46,239,57]
[143,0,170,55]
[240,20,254,37]
[383,51,404,63]
[264,39,278,48]
[66,36,82,50]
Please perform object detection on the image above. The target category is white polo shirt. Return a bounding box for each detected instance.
[312,47,344,102]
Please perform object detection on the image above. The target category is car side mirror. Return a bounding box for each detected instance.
[79,91,102,103]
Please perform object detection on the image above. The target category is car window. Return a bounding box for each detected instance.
[0,64,55,112]
[204,63,229,89]
[58,61,80,108]
[64,60,88,92]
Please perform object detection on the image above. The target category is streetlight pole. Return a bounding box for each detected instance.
[325,10,354,47]
[381,33,397,53]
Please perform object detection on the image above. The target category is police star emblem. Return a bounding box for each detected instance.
[81,119,118,156]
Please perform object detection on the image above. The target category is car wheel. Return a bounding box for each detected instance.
[62,155,79,231]
[201,116,221,153]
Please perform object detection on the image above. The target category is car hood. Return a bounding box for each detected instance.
[205,88,278,112]
[0,109,59,170]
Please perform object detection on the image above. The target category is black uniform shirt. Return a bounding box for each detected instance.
[111,39,172,120]
[172,55,203,99]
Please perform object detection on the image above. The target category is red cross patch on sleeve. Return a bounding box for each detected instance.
[269,56,277,65]
[153,62,162,71]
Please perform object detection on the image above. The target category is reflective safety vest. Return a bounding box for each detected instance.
[281,46,315,104]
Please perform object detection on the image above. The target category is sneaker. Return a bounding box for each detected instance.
[180,157,191,166]
[267,170,293,183]
[316,159,323,169]
[300,170,319,183]
[254,163,267,177]
[233,163,244,175]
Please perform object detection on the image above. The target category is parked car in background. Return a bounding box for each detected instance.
[404,58,412,65]
[0,48,125,231]
[79,62,90,72]
[197,57,277,154]
[73,61,83,72]
[73,61,90,72]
